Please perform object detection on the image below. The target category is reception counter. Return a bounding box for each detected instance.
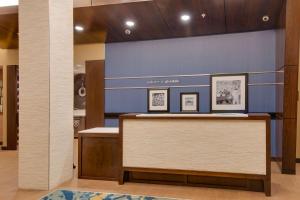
[78,128,120,180]
[119,113,271,196]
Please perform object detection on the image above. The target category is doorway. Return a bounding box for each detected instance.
[6,65,18,150]
[297,39,300,162]
[0,67,3,148]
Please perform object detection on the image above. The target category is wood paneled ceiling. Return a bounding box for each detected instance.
[0,0,284,49]
[0,13,18,49]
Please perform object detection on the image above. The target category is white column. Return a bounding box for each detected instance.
[18,0,74,190]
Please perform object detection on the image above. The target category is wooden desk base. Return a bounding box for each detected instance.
[78,133,120,181]
[119,168,271,196]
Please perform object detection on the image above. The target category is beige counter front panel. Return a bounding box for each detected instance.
[123,119,266,175]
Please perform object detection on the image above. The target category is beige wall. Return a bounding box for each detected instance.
[74,43,105,73]
[0,43,105,74]
[0,49,19,147]
[0,43,104,148]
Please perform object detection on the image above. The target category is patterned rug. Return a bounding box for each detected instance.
[41,189,177,200]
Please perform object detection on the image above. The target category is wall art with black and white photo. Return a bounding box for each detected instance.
[147,88,170,112]
[211,74,248,113]
[180,92,199,112]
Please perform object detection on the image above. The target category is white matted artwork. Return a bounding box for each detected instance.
[211,74,248,113]
[180,93,199,112]
[147,88,170,112]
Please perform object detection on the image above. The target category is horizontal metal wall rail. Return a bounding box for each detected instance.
[105,70,284,80]
[105,70,284,90]
[105,83,284,90]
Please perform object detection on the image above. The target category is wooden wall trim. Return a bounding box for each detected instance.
[275,0,300,174]
[280,0,300,174]
[85,60,105,128]
[283,66,298,119]
[123,167,266,180]
[105,113,127,119]
[284,0,300,66]
[282,118,297,174]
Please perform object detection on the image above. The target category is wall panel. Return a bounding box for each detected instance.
[106,31,276,113]
[105,30,279,155]
[86,60,105,128]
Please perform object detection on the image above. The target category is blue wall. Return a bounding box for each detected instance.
[104,30,278,155]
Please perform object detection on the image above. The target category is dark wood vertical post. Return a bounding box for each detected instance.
[275,0,300,174]
[0,67,3,146]
[281,0,300,174]
[85,60,105,129]
[7,65,18,150]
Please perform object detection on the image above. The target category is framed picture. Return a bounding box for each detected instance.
[210,73,248,113]
[180,93,199,112]
[148,88,170,112]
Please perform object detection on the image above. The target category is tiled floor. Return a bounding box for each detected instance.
[1,144,300,200]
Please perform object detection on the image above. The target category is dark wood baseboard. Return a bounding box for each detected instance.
[271,157,282,162]
[122,170,267,195]
[281,169,296,175]
[1,146,7,150]
[105,113,127,119]
[272,157,300,164]
[120,167,270,196]
[79,176,118,181]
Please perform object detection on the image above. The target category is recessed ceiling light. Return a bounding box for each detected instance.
[75,25,84,32]
[201,13,207,19]
[181,14,191,22]
[125,21,135,27]
[0,0,18,7]
[262,15,270,22]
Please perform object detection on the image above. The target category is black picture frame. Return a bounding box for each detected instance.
[180,92,199,112]
[210,73,248,113]
[147,88,170,113]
